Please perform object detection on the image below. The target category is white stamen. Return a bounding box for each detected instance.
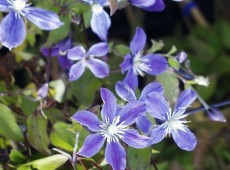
[163,109,190,137]
[194,76,210,87]
[91,4,103,15]
[133,50,152,76]
[100,116,128,143]
[7,0,30,18]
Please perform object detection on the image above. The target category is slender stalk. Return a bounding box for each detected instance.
[185,100,230,114]
[80,14,89,48]
[46,48,51,83]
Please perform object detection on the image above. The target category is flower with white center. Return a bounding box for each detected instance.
[115,80,164,134]
[7,0,30,17]
[91,3,103,15]
[133,50,151,76]
[146,89,197,151]
[72,88,151,170]
[100,116,128,143]
[120,27,168,90]
[67,42,110,81]
[0,0,63,50]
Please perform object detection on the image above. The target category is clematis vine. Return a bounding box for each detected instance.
[82,0,111,41]
[67,42,109,81]
[120,27,168,90]
[41,37,73,69]
[72,88,151,170]
[146,89,197,151]
[115,81,163,134]
[0,0,63,50]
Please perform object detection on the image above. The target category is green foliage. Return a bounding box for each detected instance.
[45,15,71,47]
[127,147,152,169]
[27,113,50,154]
[156,71,179,104]
[9,149,26,164]
[18,154,68,170]
[113,44,130,57]
[0,103,24,141]
[50,122,76,152]
[71,71,102,107]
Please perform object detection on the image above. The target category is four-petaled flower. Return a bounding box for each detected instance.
[41,37,73,70]
[146,89,197,151]
[72,88,151,170]
[67,42,110,81]
[0,0,63,49]
[120,27,168,90]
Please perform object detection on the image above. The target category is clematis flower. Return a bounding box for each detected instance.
[37,83,49,100]
[115,81,163,134]
[0,0,63,50]
[67,42,109,81]
[72,88,151,170]
[41,37,73,69]
[128,0,165,12]
[147,89,197,151]
[82,0,111,41]
[120,27,168,90]
[206,107,226,122]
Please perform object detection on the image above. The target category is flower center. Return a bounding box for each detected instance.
[100,116,128,143]
[12,0,26,11]
[133,50,151,76]
[8,0,30,17]
[163,109,189,137]
[91,4,103,15]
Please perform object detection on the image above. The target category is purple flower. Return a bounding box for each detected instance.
[67,42,109,81]
[72,88,151,170]
[146,89,197,151]
[115,81,163,134]
[41,37,73,69]
[37,83,49,99]
[120,27,168,90]
[128,0,165,11]
[83,0,111,41]
[206,107,226,122]
[0,0,63,50]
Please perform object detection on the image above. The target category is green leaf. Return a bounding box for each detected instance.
[43,108,65,124]
[147,39,164,53]
[49,79,66,103]
[127,147,152,170]
[113,44,130,57]
[9,149,26,164]
[0,103,24,141]
[165,45,177,57]
[27,113,50,154]
[21,97,39,116]
[71,71,102,106]
[220,21,230,50]
[168,57,180,70]
[45,15,71,47]
[50,122,76,152]
[18,154,68,170]
[156,71,179,103]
